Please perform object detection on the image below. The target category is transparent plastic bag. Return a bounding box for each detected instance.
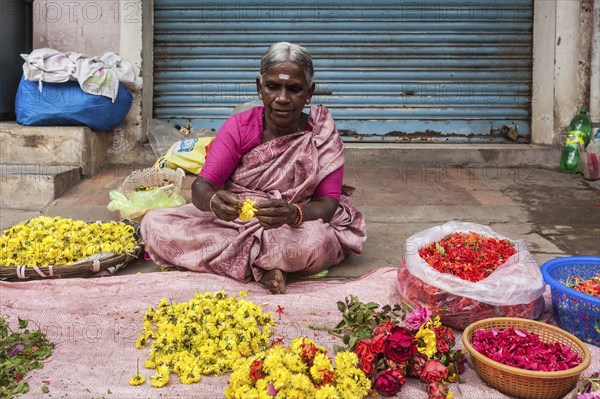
[147,119,188,158]
[579,141,600,181]
[107,188,186,219]
[396,261,545,330]
[397,221,546,329]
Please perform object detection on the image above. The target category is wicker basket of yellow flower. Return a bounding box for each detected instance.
[0,216,143,281]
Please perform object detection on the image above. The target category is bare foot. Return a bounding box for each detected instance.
[259,269,287,294]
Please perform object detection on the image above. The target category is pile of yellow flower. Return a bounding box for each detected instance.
[225,337,371,399]
[133,291,275,388]
[0,216,138,267]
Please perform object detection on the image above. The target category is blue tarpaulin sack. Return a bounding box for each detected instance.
[15,76,133,131]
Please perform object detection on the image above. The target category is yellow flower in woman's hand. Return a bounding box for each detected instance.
[239,198,258,221]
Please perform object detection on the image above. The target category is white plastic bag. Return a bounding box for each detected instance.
[403,221,545,306]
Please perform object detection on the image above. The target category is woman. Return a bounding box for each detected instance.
[141,42,366,294]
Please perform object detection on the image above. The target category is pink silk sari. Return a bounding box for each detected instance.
[141,105,366,282]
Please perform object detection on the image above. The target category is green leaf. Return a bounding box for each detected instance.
[17,319,29,329]
[13,382,26,394]
[42,385,49,394]
[337,301,346,313]
[342,334,350,345]
[348,336,358,351]
[435,243,446,255]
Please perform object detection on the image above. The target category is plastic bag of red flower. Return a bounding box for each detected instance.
[396,221,546,330]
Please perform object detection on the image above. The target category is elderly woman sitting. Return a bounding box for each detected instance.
[141,42,366,294]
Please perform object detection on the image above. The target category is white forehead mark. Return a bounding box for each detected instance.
[278,74,290,80]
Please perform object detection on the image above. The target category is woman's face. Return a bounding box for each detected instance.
[256,62,315,133]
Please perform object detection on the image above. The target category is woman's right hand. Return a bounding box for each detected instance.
[210,190,242,221]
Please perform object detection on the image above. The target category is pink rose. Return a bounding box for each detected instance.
[420,359,448,383]
[384,327,416,363]
[373,369,406,397]
[404,307,432,331]
[427,382,451,399]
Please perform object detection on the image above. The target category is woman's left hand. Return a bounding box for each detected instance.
[255,199,297,229]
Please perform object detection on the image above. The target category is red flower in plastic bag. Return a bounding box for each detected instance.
[420,359,448,383]
[384,326,416,363]
[373,368,406,397]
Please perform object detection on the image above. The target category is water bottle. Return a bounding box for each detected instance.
[560,108,592,173]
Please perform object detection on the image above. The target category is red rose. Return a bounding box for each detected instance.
[407,354,428,377]
[360,351,376,375]
[354,338,376,375]
[354,338,372,358]
[434,326,455,353]
[373,369,406,397]
[371,333,387,354]
[420,359,448,383]
[384,327,416,363]
[373,321,394,336]
[427,381,450,399]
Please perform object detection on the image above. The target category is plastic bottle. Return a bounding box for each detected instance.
[560,108,593,173]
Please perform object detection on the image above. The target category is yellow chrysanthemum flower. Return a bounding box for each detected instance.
[239,198,258,221]
[129,373,145,386]
[416,326,437,359]
[0,216,137,267]
[225,338,370,399]
[134,291,274,388]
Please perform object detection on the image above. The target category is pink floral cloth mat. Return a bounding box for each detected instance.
[0,267,597,398]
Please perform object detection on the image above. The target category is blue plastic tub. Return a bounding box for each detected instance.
[541,256,600,346]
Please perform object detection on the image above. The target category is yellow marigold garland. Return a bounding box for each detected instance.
[225,337,371,399]
[134,291,275,388]
[0,216,137,267]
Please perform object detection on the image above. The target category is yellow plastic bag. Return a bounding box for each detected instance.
[155,137,215,175]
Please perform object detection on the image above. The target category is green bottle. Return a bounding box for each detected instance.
[560,108,592,173]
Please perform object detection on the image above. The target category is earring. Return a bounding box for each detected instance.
[306,99,311,104]
[258,94,263,99]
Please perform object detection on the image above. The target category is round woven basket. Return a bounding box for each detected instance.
[120,167,185,197]
[462,317,591,399]
[0,220,143,281]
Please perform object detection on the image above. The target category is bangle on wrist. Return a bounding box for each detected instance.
[289,203,303,227]
[209,192,218,213]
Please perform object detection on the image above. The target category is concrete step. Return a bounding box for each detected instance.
[0,122,107,176]
[0,164,81,210]
[136,141,562,169]
[344,143,562,169]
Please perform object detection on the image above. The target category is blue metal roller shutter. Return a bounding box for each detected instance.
[153,0,533,142]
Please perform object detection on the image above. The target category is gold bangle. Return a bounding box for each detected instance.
[290,203,303,227]
[209,192,218,213]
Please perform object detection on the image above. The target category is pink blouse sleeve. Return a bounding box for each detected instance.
[313,165,344,201]
[198,117,243,187]
[199,107,263,187]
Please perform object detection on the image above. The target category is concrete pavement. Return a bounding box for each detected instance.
[1,157,599,282]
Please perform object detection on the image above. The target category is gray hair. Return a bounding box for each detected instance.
[259,42,314,85]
